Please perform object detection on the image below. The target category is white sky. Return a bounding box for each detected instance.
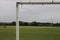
[0,0,60,23]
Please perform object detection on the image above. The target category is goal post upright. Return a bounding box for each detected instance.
[16,1,60,40]
[16,2,19,40]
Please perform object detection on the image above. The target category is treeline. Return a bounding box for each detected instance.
[0,21,60,27]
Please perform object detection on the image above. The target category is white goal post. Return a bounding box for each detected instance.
[16,1,60,40]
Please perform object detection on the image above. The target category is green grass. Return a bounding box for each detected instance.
[0,26,60,40]
[0,26,16,40]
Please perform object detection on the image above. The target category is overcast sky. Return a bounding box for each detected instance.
[0,0,60,23]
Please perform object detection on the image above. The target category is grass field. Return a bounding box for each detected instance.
[0,26,60,40]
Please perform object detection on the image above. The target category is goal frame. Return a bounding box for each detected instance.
[16,1,60,40]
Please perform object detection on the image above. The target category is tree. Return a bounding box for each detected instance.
[11,21,16,26]
[30,21,38,26]
[19,21,24,26]
[23,22,29,26]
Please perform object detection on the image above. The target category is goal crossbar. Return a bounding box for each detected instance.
[16,1,60,40]
[16,2,60,5]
